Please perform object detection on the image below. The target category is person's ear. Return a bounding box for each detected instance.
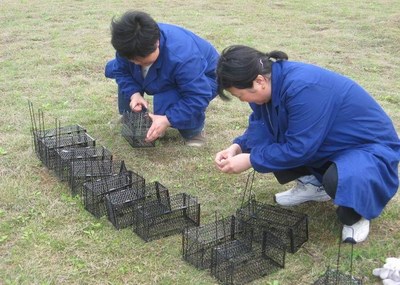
[254,75,266,87]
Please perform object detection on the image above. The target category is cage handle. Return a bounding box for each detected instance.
[335,228,355,284]
[240,169,256,209]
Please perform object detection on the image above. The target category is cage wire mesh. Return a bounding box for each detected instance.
[210,223,286,285]
[133,192,200,242]
[182,214,238,270]
[236,199,308,253]
[236,170,308,253]
[68,159,127,197]
[106,181,168,230]
[54,146,113,181]
[105,187,145,230]
[29,101,83,158]
[41,127,96,170]
[29,101,95,169]
[313,232,362,285]
[121,110,155,148]
[83,170,145,218]
[313,268,362,285]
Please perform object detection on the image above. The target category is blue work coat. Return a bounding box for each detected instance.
[105,23,219,130]
[234,61,400,219]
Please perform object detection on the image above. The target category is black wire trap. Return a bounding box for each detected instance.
[105,181,168,230]
[68,159,127,197]
[29,101,95,170]
[121,110,155,148]
[83,170,145,218]
[182,215,238,270]
[210,224,286,285]
[313,269,362,285]
[236,171,309,253]
[133,191,200,242]
[313,231,362,285]
[54,146,113,181]
[236,199,308,254]
[105,187,145,230]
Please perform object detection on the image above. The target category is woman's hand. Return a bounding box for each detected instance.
[145,113,171,142]
[215,144,242,166]
[215,144,251,174]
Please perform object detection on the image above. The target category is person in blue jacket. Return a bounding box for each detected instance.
[105,11,219,146]
[215,45,400,244]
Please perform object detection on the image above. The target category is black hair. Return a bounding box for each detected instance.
[216,45,288,100]
[110,10,160,59]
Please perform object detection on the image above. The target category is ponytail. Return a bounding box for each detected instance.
[266,50,288,62]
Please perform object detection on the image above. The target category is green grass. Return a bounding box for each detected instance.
[1,0,400,284]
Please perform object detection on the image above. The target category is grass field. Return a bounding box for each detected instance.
[1,1,400,284]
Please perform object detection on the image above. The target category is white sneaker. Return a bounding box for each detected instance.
[342,218,370,244]
[274,179,331,206]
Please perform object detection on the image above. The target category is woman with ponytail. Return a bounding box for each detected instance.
[215,45,400,244]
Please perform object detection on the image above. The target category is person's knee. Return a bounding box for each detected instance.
[322,163,338,199]
[273,167,311,185]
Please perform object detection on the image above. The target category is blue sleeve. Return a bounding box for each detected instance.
[233,112,259,153]
[164,56,215,129]
[233,106,274,153]
[113,53,143,101]
[104,59,116,79]
[250,84,340,173]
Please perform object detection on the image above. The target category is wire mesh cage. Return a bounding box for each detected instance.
[313,268,362,285]
[68,159,127,197]
[106,181,169,230]
[28,101,95,169]
[29,101,86,159]
[38,131,96,170]
[313,235,363,285]
[210,228,286,285]
[105,187,145,230]
[133,192,200,242]
[121,111,155,148]
[33,125,88,164]
[182,215,238,270]
[54,146,112,181]
[83,170,145,218]
[236,198,308,253]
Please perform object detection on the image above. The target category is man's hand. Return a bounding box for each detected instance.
[129,92,149,112]
[145,113,171,142]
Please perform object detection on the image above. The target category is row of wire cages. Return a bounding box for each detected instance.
[29,102,201,241]
[83,172,201,241]
[28,103,362,284]
[121,110,155,148]
[29,101,127,197]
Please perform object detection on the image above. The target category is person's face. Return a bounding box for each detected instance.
[226,75,271,105]
[130,41,160,67]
